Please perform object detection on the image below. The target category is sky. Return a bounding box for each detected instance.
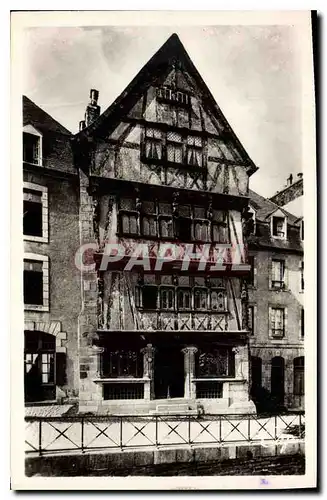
[22,25,303,199]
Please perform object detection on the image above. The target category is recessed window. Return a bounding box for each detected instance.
[196,348,235,378]
[301,220,304,241]
[293,357,304,396]
[272,259,285,289]
[270,307,285,338]
[272,216,286,239]
[23,132,41,165]
[24,254,49,311]
[167,131,183,164]
[186,135,203,167]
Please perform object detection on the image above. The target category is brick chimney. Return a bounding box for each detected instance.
[84,89,100,127]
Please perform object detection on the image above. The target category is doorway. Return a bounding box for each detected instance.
[154,347,184,399]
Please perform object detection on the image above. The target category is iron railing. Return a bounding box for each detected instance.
[25,412,304,457]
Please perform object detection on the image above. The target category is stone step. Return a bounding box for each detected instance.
[150,402,200,415]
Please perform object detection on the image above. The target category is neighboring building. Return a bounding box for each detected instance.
[247,189,304,412]
[73,33,257,415]
[23,96,81,404]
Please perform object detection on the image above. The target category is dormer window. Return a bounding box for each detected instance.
[271,212,287,240]
[23,125,42,166]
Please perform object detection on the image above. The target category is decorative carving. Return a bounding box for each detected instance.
[241,280,249,331]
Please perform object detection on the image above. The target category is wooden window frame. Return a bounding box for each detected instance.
[271,259,286,289]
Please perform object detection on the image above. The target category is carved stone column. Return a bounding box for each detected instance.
[182,346,198,399]
[141,344,156,400]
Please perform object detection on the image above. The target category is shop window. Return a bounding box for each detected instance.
[196,348,235,378]
[101,350,143,378]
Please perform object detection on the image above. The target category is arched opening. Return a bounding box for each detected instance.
[24,331,56,402]
[293,356,304,408]
[271,356,285,407]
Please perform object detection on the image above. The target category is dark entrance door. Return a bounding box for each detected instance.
[271,356,285,407]
[154,347,184,399]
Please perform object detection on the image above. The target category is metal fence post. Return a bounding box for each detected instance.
[81,417,84,453]
[275,414,278,440]
[155,416,158,447]
[219,416,222,443]
[120,417,123,451]
[188,415,191,445]
[38,420,42,457]
[248,415,251,442]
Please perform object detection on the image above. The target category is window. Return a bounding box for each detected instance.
[272,260,285,289]
[142,285,158,309]
[24,260,43,305]
[272,216,286,239]
[186,135,203,167]
[248,305,254,335]
[300,261,304,291]
[144,128,163,161]
[210,289,226,312]
[211,210,228,243]
[119,198,138,236]
[23,183,48,242]
[293,357,304,396]
[160,287,175,310]
[156,87,190,107]
[101,350,143,378]
[194,288,208,310]
[301,308,304,339]
[141,201,157,237]
[270,307,285,338]
[137,275,227,312]
[196,348,235,378]
[177,288,191,310]
[167,131,183,164]
[176,204,192,241]
[301,220,304,241]
[23,132,41,165]
[23,254,49,311]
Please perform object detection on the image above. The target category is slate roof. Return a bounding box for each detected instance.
[23,95,72,136]
[249,189,300,226]
[248,189,303,253]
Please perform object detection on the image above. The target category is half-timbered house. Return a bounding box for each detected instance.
[74,34,257,415]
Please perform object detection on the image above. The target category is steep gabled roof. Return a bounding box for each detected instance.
[23,95,72,136]
[76,33,258,176]
[249,189,300,226]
